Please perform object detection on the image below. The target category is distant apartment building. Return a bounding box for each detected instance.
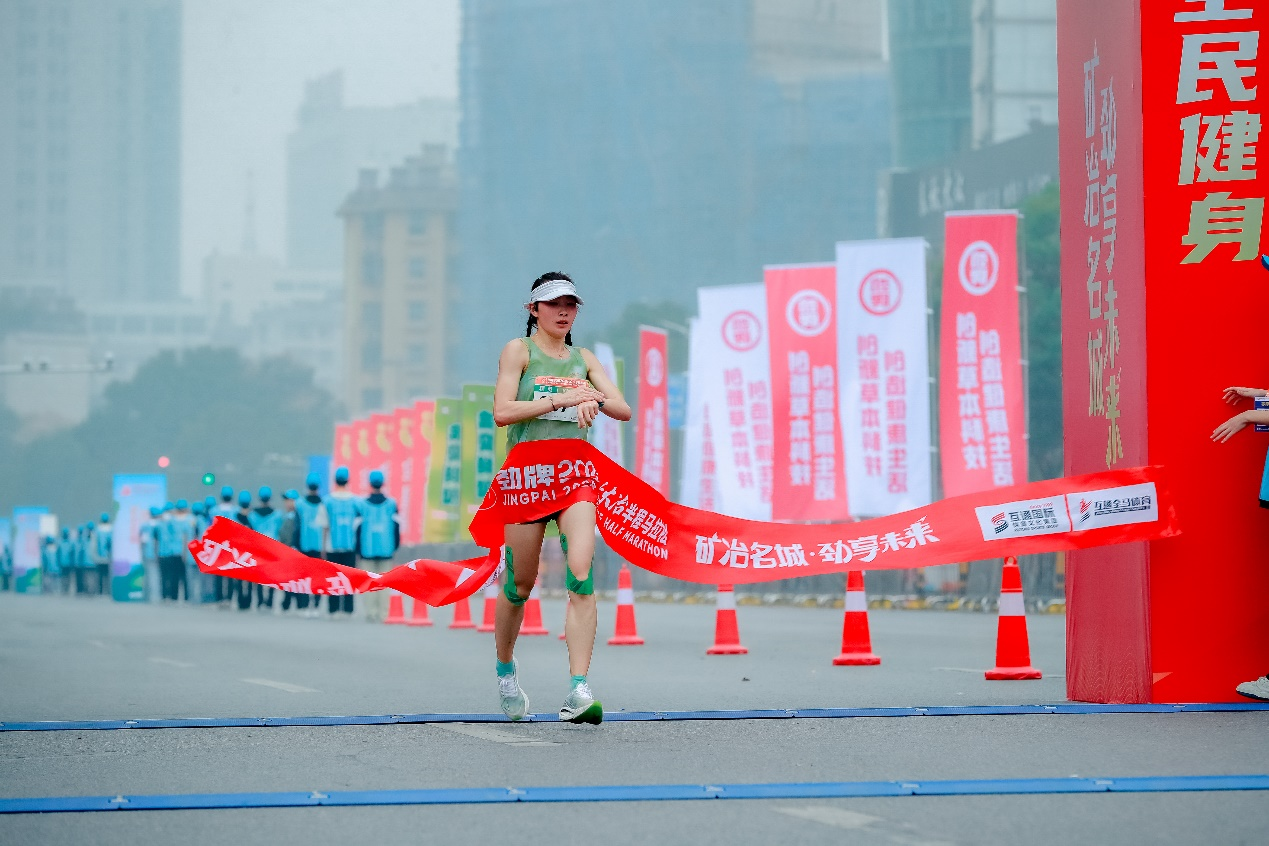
[286,71,458,273]
[0,0,181,302]
[887,0,1057,168]
[970,0,1057,148]
[455,0,892,386]
[339,147,456,416]
[201,251,343,394]
[887,0,974,168]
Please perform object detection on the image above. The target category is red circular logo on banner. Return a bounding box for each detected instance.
[958,240,999,296]
[858,270,902,316]
[721,310,762,351]
[120,485,132,497]
[644,346,664,387]
[785,289,832,337]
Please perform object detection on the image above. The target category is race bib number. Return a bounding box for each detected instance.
[534,376,591,422]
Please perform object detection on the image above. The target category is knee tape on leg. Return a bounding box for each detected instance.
[502,547,527,606]
[560,533,595,596]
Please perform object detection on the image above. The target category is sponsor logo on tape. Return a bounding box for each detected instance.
[1067,483,1158,531]
[975,497,1071,542]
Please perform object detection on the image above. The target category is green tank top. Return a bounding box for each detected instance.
[506,336,592,449]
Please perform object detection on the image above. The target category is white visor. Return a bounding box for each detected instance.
[526,278,584,308]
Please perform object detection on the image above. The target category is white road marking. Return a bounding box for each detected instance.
[433,723,558,747]
[240,678,318,694]
[87,640,111,649]
[149,657,195,668]
[774,807,881,829]
[775,806,956,845]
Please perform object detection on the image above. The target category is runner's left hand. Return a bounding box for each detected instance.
[576,400,600,429]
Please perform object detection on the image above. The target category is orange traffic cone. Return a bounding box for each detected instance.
[832,570,880,665]
[608,565,644,646]
[405,597,433,627]
[450,594,475,629]
[384,592,407,625]
[477,582,498,633]
[706,584,747,655]
[985,557,1042,680]
[519,578,549,635]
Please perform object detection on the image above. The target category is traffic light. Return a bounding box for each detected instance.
[202,472,215,486]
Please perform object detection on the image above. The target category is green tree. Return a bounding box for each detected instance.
[0,347,338,520]
[1021,182,1062,480]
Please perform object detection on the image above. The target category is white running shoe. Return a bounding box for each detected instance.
[499,660,530,721]
[559,682,603,724]
[1235,675,1269,701]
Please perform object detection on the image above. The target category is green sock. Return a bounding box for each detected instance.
[497,660,516,678]
[571,674,587,690]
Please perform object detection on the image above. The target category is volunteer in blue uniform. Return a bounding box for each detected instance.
[247,487,284,611]
[231,490,255,610]
[277,489,307,613]
[156,502,182,601]
[74,523,92,595]
[92,512,113,595]
[358,470,400,621]
[294,473,326,618]
[319,467,361,617]
[172,500,199,603]
[140,506,161,602]
[56,527,75,594]
[210,487,237,607]
[42,535,58,592]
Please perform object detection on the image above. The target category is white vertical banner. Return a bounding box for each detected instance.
[837,238,932,516]
[590,342,625,467]
[695,285,773,520]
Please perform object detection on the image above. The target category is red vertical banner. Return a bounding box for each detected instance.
[347,418,372,495]
[939,212,1027,498]
[765,264,850,521]
[391,406,415,543]
[332,423,353,488]
[634,327,670,496]
[1060,0,1151,704]
[407,400,435,545]
[1138,1,1268,702]
[367,413,393,494]
[1060,0,1269,703]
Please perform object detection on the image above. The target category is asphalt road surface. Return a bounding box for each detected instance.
[1,591,1266,845]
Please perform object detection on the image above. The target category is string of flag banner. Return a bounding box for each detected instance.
[191,439,1178,607]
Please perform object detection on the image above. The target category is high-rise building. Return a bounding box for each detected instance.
[286,71,458,273]
[887,0,973,169]
[971,0,1057,148]
[339,147,456,416]
[455,0,892,386]
[0,0,182,302]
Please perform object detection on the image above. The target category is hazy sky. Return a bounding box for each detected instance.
[181,0,459,295]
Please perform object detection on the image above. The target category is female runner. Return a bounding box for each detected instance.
[491,271,631,723]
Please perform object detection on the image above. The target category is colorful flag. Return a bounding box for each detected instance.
[408,400,435,546]
[765,263,850,522]
[940,211,1027,497]
[459,385,498,541]
[590,342,625,467]
[693,285,773,520]
[837,238,932,516]
[423,398,462,543]
[635,326,670,496]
